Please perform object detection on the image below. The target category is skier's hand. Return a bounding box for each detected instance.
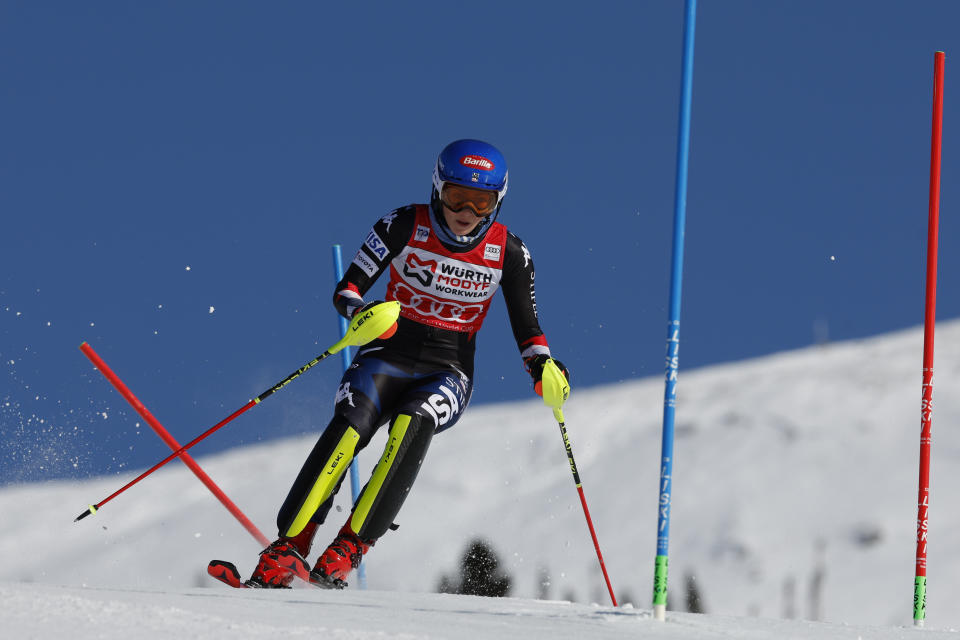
[524,354,570,397]
[352,300,398,340]
[351,299,385,318]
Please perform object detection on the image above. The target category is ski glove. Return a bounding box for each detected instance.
[351,299,384,318]
[351,300,398,340]
[523,354,570,397]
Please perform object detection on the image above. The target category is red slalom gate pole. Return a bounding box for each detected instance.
[914,50,944,628]
[79,342,271,548]
[73,301,400,523]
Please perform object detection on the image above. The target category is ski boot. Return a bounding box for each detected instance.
[309,523,373,589]
[245,539,310,588]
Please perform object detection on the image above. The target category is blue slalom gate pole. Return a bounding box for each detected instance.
[332,244,367,589]
[653,0,697,621]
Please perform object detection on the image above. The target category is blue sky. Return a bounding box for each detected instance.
[2,1,958,483]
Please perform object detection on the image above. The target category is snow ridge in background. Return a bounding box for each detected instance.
[3,321,960,637]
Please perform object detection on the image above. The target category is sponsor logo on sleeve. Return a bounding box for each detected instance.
[352,249,378,277]
[364,230,389,262]
[483,244,501,261]
[415,225,430,242]
[380,211,398,232]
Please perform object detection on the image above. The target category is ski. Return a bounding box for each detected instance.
[207,550,311,589]
[206,543,357,590]
[207,560,249,588]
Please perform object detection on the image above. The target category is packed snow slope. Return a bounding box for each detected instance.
[3,582,956,640]
[3,321,960,635]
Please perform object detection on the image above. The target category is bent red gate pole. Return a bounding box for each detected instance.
[73,301,400,523]
[79,342,271,548]
[914,50,945,628]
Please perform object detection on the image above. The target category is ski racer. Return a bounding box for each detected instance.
[245,138,570,588]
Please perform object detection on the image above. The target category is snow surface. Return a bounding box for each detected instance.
[3,322,960,638]
[2,583,954,640]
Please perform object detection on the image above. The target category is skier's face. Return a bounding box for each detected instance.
[442,204,484,236]
[440,183,499,216]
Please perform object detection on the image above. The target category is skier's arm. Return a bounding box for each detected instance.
[333,207,415,318]
[501,232,571,391]
[500,232,548,356]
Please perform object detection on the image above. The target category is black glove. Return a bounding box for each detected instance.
[351,299,385,318]
[523,354,570,396]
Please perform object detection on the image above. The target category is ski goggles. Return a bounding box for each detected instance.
[440,183,500,217]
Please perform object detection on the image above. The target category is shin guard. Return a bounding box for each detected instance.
[278,420,361,538]
[349,413,434,540]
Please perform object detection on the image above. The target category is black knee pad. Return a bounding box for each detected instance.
[349,413,434,540]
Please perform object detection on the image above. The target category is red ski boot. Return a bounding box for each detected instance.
[245,539,310,588]
[310,523,373,589]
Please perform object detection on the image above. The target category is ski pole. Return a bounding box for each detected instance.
[80,341,271,547]
[74,301,400,523]
[540,359,618,607]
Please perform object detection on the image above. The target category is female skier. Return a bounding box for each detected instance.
[245,138,568,588]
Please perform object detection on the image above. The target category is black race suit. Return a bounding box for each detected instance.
[275,204,553,546]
